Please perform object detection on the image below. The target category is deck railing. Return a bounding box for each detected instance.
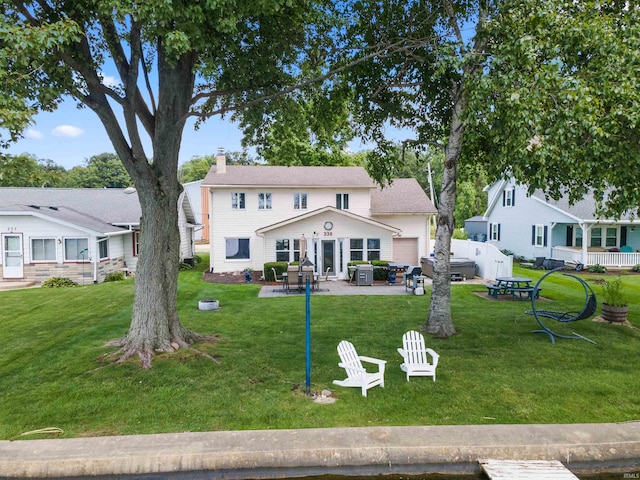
[551,246,640,268]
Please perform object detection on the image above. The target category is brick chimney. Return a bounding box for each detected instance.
[216,147,226,174]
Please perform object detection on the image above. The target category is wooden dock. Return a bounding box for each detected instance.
[479,459,579,479]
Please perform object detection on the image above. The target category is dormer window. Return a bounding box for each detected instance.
[503,187,515,207]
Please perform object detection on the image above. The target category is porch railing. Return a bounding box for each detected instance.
[551,246,640,268]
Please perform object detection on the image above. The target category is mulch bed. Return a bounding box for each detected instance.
[202,270,264,284]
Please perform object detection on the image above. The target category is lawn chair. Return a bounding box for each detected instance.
[333,340,386,397]
[397,330,439,382]
[271,268,284,290]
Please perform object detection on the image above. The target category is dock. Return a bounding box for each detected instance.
[479,459,579,479]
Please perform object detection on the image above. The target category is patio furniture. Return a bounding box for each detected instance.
[271,268,284,291]
[525,267,597,344]
[333,340,386,397]
[397,330,439,382]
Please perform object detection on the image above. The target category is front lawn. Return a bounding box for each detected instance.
[0,258,638,440]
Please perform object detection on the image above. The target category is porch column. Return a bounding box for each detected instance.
[580,222,590,266]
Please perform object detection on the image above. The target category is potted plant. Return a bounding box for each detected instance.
[601,276,629,323]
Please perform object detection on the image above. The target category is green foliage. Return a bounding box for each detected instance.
[63,153,132,188]
[179,262,194,271]
[452,229,468,240]
[632,264,640,273]
[601,277,628,307]
[41,277,77,288]
[179,152,256,183]
[103,272,125,282]
[588,264,607,274]
[468,0,640,217]
[264,262,288,281]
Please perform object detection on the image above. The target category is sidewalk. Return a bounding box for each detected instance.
[2,423,640,478]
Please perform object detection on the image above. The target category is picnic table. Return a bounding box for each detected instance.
[487,276,541,300]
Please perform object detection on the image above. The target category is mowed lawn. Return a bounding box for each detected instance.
[1,257,639,440]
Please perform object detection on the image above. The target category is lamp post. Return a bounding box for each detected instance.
[79,248,88,285]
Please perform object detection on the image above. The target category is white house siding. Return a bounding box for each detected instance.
[0,215,128,284]
[485,182,576,259]
[209,186,375,274]
[260,212,395,279]
[372,214,430,263]
[183,180,204,242]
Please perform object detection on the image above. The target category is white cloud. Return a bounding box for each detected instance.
[52,125,84,138]
[25,129,43,139]
[100,74,121,89]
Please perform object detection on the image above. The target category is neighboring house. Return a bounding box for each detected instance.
[483,179,640,268]
[201,153,437,279]
[0,187,198,285]
[183,180,206,243]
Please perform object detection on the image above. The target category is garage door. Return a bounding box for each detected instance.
[393,238,418,264]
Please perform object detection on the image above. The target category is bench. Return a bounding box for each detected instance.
[486,284,503,298]
[451,271,464,281]
[507,286,541,300]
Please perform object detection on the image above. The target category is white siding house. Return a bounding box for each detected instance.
[202,154,437,279]
[0,187,199,285]
[483,179,640,267]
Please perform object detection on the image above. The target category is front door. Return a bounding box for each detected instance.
[322,240,335,277]
[2,234,24,279]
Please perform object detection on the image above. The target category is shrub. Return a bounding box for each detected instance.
[588,264,607,273]
[104,272,125,282]
[263,262,288,281]
[41,277,77,288]
[179,262,194,270]
[631,264,640,273]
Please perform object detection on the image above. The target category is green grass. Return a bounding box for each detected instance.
[1,259,639,440]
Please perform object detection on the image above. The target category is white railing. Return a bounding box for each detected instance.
[451,239,513,281]
[552,246,640,268]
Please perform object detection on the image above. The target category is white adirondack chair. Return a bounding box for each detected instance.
[333,340,386,397]
[397,330,439,382]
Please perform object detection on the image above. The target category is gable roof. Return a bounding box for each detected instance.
[255,206,402,234]
[202,165,376,188]
[0,187,143,235]
[371,178,437,215]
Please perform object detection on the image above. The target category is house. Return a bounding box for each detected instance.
[483,179,640,268]
[183,180,207,243]
[201,153,437,279]
[0,187,199,285]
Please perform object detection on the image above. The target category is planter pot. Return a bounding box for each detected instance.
[198,299,219,311]
[601,303,628,323]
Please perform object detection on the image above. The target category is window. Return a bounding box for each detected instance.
[64,238,89,261]
[367,238,381,261]
[98,237,109,259]
[258,193,272,210]
[503,187,515,207]
[605,227,617,247]
[31,238,56,262]
[490,223,501,241]
[225,238,250,259]
[350,238,363,261]
[133,231,140,256]
[590,227,602,247]
[231,192,245,209]
[336,193,349,210]
[533,225,545,247]
[294,193,307,210]
[575,227,583,247]
[276,239,290,262]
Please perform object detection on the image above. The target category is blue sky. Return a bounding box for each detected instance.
[3,98,251,170]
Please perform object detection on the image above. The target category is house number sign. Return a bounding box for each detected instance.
[323,221,333,236]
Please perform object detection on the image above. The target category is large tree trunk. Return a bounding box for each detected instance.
[424,84,466,338]
[106,49,203,368]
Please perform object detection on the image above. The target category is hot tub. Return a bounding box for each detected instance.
[421,257,476,280]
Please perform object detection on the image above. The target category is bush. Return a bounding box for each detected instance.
[104,272,125,282]
[588,264,607,273]
[631,264,640,273]
[179,262,194,270]
[263,262,288,281]
[41,277,77,288]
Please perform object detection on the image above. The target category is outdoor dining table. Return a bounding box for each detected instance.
[488,277,540,300]
[282,270,317,293]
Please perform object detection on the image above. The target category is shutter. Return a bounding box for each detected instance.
[543,226,548,247]
[502,191,506,206]
[512,187,516,206]
[566,226,573,246]
[489,223,493,240]
[532,225,536,245]
[497,224,501,241]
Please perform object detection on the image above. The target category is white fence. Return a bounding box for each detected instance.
[451,239,513,281]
